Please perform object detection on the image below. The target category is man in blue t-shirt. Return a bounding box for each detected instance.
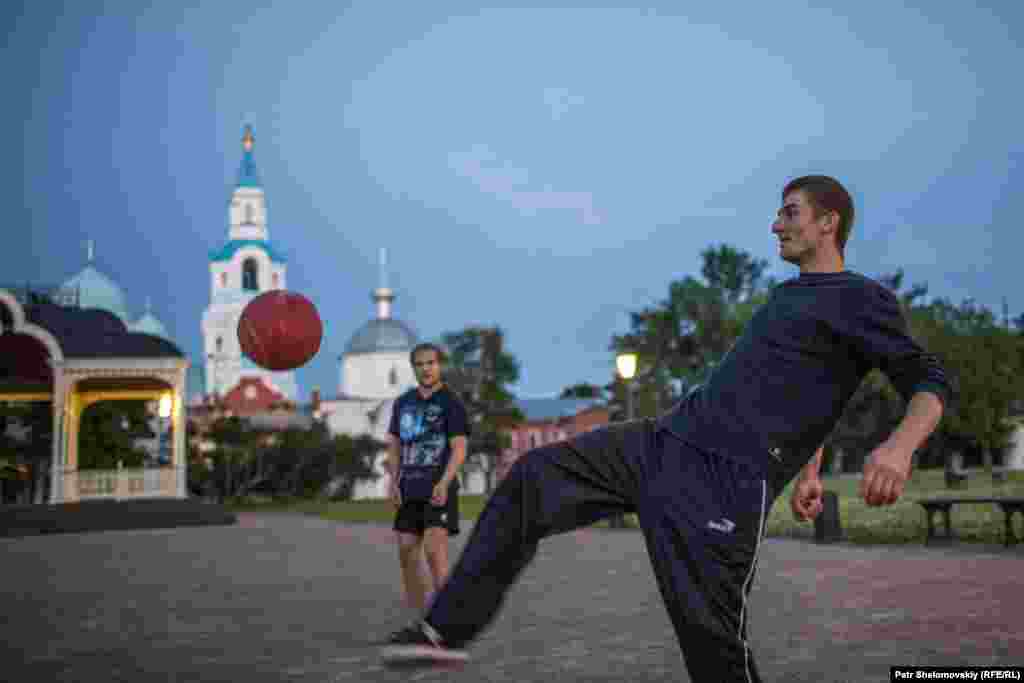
[387,342,470,617]
[382,176,953,682]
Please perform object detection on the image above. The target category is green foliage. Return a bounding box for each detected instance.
[77,401,151,469]
[911,301,1024,466]
[610,243,776,418]
[0,402,52,462]
[0,402,53,501]
[766,468,1024,545]
[700,243,770,304]
[198,417,383,501]
[559,383,605,400]
[0,456,20,480]
[438,326,523,490]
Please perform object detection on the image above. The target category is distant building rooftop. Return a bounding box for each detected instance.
[515,398,604,422]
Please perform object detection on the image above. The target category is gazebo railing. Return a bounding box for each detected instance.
[70,465,177,501]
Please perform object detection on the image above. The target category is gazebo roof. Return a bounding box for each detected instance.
[24,303,184,359]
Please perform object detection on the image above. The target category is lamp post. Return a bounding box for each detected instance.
[610,352,638,529]
[158,393,172,466]
[616,352,638,422]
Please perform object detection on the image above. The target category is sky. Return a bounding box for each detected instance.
[3,1,1021,400]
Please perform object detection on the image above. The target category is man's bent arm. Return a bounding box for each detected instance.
[883,391,944,458]
[799,446,825,481]
[441,436,468,487]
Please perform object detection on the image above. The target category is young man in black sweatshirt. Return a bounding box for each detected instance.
[381,175,952,683]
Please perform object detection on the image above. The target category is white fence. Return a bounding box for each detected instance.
[69,466,177,501]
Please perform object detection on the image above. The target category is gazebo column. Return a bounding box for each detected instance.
[49,387,65,504]
[173,380,187,498]
[62,390,83,503]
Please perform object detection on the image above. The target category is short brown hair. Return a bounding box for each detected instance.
[410,343,446,366]
[783,175,855,253]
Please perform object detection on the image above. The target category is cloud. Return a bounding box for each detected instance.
[449,144,602,225]
[543,87,585,121]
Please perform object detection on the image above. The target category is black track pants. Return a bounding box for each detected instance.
[425,418,774,683]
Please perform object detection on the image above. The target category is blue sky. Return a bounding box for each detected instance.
[3,1,1021,399]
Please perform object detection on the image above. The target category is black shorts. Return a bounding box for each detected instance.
[393,494,460,536]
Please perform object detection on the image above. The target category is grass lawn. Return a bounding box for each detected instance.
[227,468,1024,546]
[766,467,1024,545]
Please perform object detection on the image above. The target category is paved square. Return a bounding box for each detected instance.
[2,512,1021,682]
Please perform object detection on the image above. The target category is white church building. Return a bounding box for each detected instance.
[316,253,415,499]
[200,125,298,402]
[316,252,488,499]
[194,125,486,499]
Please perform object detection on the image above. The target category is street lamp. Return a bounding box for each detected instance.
[158,393,172,419]
[611,352,638,530]
[616,352,638,422]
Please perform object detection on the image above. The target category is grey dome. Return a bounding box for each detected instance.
[345,318,417,355]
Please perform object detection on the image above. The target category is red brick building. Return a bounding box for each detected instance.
[186,380,316,456]
[495,399,610,482]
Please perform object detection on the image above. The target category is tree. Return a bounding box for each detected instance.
[213,419,384,501]
[559,383,606,400]
[318,432,384,500]
[0,402,54,502]
[912,301,1024,474]
[440,326,523,492]
[823,273,1024,478]
[77,400,152,470]
[203,415,262,501]
[700,243,769,305]
[610,244,777,419]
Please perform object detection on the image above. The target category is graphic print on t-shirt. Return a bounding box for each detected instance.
[399,402,446,468]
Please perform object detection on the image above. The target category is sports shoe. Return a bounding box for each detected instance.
[380,620,469,666]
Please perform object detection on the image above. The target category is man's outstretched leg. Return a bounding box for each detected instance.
[381,419,651,665]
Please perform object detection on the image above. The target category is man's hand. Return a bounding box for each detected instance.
[388,479,401,509]
[431,480,449,507]
[860,441,912,507]
[791,476,824,522]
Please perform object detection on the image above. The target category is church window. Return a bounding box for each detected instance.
[244,203,254,225]
[389,367,398,386]
[216,337,223,352]
[220,272,227,287]
[242,258,259,291]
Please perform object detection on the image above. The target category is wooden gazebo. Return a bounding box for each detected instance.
[0,288,189,504]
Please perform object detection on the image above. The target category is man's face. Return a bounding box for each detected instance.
[413,350,441,388]
[771,190,835,267]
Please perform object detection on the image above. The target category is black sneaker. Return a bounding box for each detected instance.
[380,621,469,667]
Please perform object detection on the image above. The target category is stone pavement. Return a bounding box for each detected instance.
[2,512,1022,682]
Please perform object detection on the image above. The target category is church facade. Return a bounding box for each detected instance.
[316,250,421,499]
[313,251,488,499]
[200,126,297,403]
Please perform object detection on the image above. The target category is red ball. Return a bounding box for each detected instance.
[237,290,323,371]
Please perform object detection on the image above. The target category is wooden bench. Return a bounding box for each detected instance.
[944,467,968,489]
[917,498,1024,547]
